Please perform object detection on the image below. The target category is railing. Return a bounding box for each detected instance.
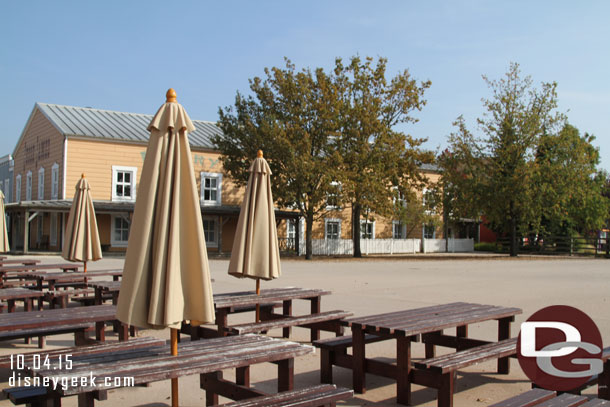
[495,235,610,257]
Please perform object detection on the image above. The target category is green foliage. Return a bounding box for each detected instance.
[474,242,498,252]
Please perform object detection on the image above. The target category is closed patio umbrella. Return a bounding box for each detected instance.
[116,89,214,407]
[61,175,102,272]
[0,191,8,253]
[228,150,281,321]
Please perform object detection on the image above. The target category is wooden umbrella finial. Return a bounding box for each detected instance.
[257,150,263,158]
[166,88,177,103]
[81,173,85,179]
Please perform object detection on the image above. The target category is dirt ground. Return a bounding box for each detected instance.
[0,254,608,406]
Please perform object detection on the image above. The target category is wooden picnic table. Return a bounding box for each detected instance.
[24,334,314,407]
[0,304,128,348]
[0,263,80,273]
[489,388,610,406]
[188,287,349,340]
[0,259,40,266]
[338,302,522,406]
[0,288,44,312]
[90,281,121,305]
[22,269,122,291]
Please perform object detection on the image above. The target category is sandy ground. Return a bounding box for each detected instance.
[0,254,608,406]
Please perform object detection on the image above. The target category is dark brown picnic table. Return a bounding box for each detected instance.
[0,304,128,347]
[25,334,314,407]
[489,388,610,406]
[189,287,349,340]
[0,263,81,288]
[338,302,522,406]
[0,288,44,312]
[90,281,121,305]
[21,269,122,291]
[0,259,40,266]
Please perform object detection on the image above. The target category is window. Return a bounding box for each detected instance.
[26,171,32,201]
[202,216,218,247]
[15,174,21,202]
[423,224,436,239]
[37,217,43,244]
[38,167,45,200]
[392,187,407,207]
[200,172,222,205]
[360,220,375,239]
[326,181,341,210]
[112,166,137,201]
[4,179,9,203]
[423,187,436,214]
[393,221,405,239]
[111,215,130,247]
[325,219,341,240]
[51,163,59,200]
[50,213,57,247]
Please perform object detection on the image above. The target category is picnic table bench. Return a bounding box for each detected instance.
[188,287,350,341]
[0,304,128,348]
[0,259,40,266]
[22,269,122,291]
[214,384,353,407]
[90,281,121,305]
[315,302,522,407]
[489,388,610,406]
[0,264,81,288]
[0,288,44,312]
[11,334,313,407]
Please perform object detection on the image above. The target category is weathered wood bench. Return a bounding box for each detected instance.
[313,334,391,383]
[44,288,95,309]
[413,338,517,407]
[489,388,610,406]
[0,323,94,348]
[227,310,352,337]
[214,384,353,407]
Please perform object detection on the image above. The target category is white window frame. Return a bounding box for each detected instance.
[326,181,342,210]
[392,220,406,239]
[360,220,376,239]
[26,171,32,201]
[202,216,218,248]
[200,172,222,206]
[392,186,407,207]
[38,167,45,200]
[51,163,59,200]
[15,174,21,202]
[324,218,341,240]
[4,178,9,203]
[111,166,137,202]
[50,213,58,247]
[111,214,130,247]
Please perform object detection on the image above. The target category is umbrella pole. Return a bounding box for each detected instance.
[83,261,87,273]
[255,279,261,323]
[171,328,179,407]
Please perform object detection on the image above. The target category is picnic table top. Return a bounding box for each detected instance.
[31,333,314,396]
[22,269,123,280]
[344,302,522,337]
[0,259,40,265]
[489,388,609,406]
[0,287,45,300]
[89,281,122,291]
[0,263,80,273]
[213,287,331,309]
[0,304,117,332]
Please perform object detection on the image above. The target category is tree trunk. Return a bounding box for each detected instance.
[305,211,314,260]
[353,203,362,258]
[509,205,518,257]
[443,205,449,253]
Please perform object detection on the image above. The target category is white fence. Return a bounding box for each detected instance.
[299,238,474,255]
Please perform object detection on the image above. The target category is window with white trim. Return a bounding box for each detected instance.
[111,215,130,247]
[360,220,375,239]
[51,163,59,200]
[326,181,341,210]
[26,171,32,201]
[202,216,218,247]
[38,167,45,200]
[15,174,21,202]
[200,172,222,205]
[324,219,341,240]
[392,220,405,239]
[112,166,137,201]
[392,186,406,207]
[423,224,436,239]
[50,213,58,247]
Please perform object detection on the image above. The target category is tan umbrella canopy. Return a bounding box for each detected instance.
[116,89,214,407]
[61,175,102,272]
[0,191,9,253]
[228,150,281,321]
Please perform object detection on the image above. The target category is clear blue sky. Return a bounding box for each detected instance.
[2,1,609,170]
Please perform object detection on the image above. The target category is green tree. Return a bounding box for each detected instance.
[333,56,433,257]
[214,59,342,259]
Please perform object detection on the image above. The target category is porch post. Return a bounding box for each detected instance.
[24,210,29,254]
[217,215,223,255]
